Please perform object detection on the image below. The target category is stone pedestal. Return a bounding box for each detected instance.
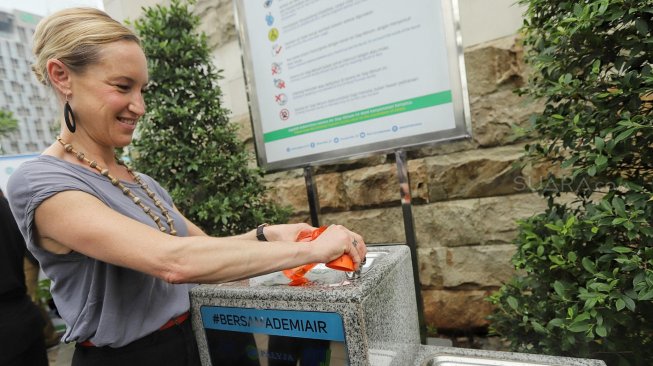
[190,245,420,365]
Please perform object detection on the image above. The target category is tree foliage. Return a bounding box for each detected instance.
[0,109,18,137]
[0,109,18,154]
[131,0,289,236]
[488,1,653,365]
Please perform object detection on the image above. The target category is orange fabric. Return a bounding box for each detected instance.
[283,226,354,286]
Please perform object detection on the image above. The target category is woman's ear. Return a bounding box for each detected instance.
[46,59,71,97]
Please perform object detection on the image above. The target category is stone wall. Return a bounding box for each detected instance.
[196,0,546,332]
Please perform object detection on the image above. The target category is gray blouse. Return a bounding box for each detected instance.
[7,155,192,347]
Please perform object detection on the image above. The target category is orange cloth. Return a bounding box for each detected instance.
[282,226,354,286]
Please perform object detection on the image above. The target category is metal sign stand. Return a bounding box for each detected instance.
[395,150,427,344]
[302,150,427,344]
[304,166,320,227]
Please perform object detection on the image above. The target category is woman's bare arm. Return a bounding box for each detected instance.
[34,190,365,284]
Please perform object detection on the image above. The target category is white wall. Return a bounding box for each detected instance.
[459,0,526,47]
[103,0,166,25]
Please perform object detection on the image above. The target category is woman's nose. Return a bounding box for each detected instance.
[130,93,146,116]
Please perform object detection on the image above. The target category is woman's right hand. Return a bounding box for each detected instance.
[311,225,367,270]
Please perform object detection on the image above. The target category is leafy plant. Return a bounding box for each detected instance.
[488,1,653,365]
[0,109,18,137]
[0,109,18,154]
[36,278,52,306]
[131,0,289,236]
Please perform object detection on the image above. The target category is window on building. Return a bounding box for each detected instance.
[26,142,38,152]
[0,12,14,33]
[17,26,27,43]
[18,106,30,116]
[16,43,25,58]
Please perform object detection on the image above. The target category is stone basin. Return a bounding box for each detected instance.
[414,347,607,366]
[422,354,559,366]
[248,249,389,286]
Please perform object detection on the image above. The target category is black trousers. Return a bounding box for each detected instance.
[72,317,200,366]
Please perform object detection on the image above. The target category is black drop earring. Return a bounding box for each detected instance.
[64,95,76,133]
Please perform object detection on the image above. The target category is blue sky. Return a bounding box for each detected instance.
[0,0,103,16]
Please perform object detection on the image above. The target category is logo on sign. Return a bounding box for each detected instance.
[273,78,286,89]
[271,44,283,57]
[268,28,279,42]
[280,109,290,121]
[274,93,288,106]
[271,62,282,75]
[265,13,274,26]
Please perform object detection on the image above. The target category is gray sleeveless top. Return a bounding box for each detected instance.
[7,155,192,347]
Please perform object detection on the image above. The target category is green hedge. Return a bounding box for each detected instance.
[488,1,653,365]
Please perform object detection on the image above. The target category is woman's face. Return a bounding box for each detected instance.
[69,40,148,148]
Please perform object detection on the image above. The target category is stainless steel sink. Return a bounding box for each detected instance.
[422,354,559,366]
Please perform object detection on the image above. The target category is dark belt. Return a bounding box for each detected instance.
[78,311,190,347]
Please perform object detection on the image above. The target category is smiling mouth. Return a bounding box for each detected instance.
[118,117,137,126]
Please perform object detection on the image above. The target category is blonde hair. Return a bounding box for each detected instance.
[32,7,140,86]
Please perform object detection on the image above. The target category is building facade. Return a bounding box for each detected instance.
[0,9,58,154]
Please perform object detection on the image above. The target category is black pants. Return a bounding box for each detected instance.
[72,318,200,366]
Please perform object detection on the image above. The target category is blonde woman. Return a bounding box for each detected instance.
[7,8,366,366]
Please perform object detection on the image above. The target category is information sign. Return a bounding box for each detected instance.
[235,0,470,171]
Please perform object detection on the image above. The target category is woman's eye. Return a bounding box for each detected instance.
[116,85,130,91]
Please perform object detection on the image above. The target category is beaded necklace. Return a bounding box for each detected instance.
[56,136,177,235]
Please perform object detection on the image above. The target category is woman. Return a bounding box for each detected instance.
[7,7,366,366]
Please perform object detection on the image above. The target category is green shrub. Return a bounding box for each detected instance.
[0,109,18,154]
[488,1,653,365]
[131,0,290,236]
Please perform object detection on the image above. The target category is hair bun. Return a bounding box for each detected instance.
[31,64,48,86]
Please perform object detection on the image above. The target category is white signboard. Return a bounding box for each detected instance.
[0,154,38,193]
[235,0,470,171]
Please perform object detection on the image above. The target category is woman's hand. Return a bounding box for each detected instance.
[311,225,367,270]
